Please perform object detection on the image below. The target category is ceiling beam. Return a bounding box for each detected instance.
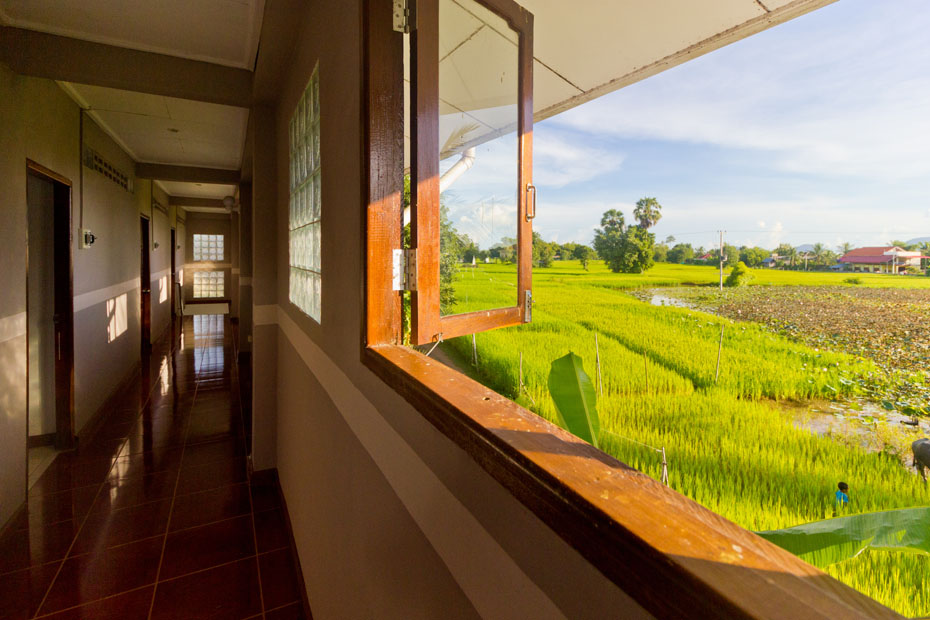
[135,163,240,184]
[168,196,226,208]
[0,26,252,108]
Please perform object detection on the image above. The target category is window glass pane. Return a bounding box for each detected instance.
[438,0,519,316]
[288,65,322,322]
[193,270,224,298]
[192,234,224,262]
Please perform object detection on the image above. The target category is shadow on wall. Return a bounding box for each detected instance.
[106,293,128,343]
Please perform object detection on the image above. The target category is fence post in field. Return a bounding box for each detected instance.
[715,324,724,384]
[472,333,478,367]
[595,333,603,397]
[661,447,669,486]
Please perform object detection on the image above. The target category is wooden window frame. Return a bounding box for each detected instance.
[362,1,896,617]
[410,0,534,345]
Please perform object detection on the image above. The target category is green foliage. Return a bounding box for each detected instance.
[594,210,656,274]
[572,245,597,270]
[633,196,663,229]
[844,277,863,285]
[653,243,669,263]
[440,261,930,616]
[548,353,600,448]
[739,246,770,268]
[757,507,930,569]
[533,231,556,268]
[725,261,753,287]
[667,243,694,264]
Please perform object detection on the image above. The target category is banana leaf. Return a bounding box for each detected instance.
[756,507,930,568]
[548,352,600,448]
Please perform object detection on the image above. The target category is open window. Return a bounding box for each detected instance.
[408,0,534,345]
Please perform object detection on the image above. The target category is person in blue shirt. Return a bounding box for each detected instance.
[835,482,849,509]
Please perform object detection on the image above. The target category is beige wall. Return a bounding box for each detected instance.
[249,1,649,617]
[0,66,146,528]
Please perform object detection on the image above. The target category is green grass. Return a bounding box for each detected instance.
[442,260,930,616]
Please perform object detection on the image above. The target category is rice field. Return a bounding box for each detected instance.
[442,261,930,616]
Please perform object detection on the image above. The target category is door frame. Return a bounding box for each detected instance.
[170,227,177,318]
[140,215,152,351]
[25,159,75,451]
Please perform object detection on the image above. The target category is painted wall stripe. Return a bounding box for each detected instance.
[0,312,27,344]
[73,277,140,313]
[255,304,565,620]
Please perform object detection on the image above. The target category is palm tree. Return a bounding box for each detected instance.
[812,242,826,267]
[633,197,662,229]
[838,242,853,256]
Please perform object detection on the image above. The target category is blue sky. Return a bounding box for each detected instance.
[444,0,930,251]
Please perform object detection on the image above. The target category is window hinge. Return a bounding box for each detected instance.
[524,290,533,322]
[393,0,416,33]
[393,248,417,291]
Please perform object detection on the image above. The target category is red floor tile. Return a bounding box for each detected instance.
[150,557,261,620]
[15,484,100,531]
[250,480,282,513]
[37,586,154,619]
[169,483,252,532]
[181,437,246,469]
[91,471,177,513]
[265,602,307,620]
[175,458,247,495]
[71,498,172,555]
[38,536,163,615]
[254,509,290,553]
[159,515,255,580]
[259,549,301,610]
[0,519,79,574]
[0,560,61,619]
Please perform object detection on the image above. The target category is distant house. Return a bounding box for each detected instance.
[761,254,779,268]
[838,246,925,273]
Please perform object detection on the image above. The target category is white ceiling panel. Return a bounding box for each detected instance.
[0,0,264,69]
[159,182,236,200]
[60,82,248,170]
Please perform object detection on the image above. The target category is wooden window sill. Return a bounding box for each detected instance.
[362,343,898,619]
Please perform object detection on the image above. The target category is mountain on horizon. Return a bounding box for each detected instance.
[906,237,930,245]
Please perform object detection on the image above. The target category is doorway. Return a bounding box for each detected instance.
[140,216,151,351]
[26,160,75,487]
[170,228,177,318]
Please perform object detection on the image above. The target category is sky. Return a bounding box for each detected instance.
[442,0,930,252]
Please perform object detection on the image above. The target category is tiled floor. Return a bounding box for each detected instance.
[0,316,305,619]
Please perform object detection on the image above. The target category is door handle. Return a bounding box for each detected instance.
[525,184,537,221]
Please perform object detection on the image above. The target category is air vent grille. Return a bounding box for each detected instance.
[83,147,133,192]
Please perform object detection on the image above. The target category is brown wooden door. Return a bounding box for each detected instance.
[140,216,151,350]
[170,228,177,318]
[26,160,75,451]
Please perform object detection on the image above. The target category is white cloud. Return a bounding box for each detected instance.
[549,0,930,183]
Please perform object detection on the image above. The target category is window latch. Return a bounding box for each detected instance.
[524,290,533,323]
[393,0,416,33]
[393,248,417,291]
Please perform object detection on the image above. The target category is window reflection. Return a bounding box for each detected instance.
[158,276,168,303]
[106,293,128,342]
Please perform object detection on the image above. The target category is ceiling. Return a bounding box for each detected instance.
[418,0,835,160]
[58,82,248,172]
[159,182,238,201]
[0,0,265,69]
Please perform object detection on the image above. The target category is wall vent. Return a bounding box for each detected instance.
[83,146,133,192]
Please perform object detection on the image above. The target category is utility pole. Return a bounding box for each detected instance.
[718,230,726,291]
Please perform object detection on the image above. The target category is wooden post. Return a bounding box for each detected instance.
[715,325,724,384]
[661,447,669,486]
[472,333,478,367]
[595,332,603,397]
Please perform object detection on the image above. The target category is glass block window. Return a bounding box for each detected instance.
[193,271,224,298]
[193,234,224,262]
[288,65,321,322]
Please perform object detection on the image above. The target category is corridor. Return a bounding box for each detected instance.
[0,316,304,619]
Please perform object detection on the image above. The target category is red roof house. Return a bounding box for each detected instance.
[839,246,925,273]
